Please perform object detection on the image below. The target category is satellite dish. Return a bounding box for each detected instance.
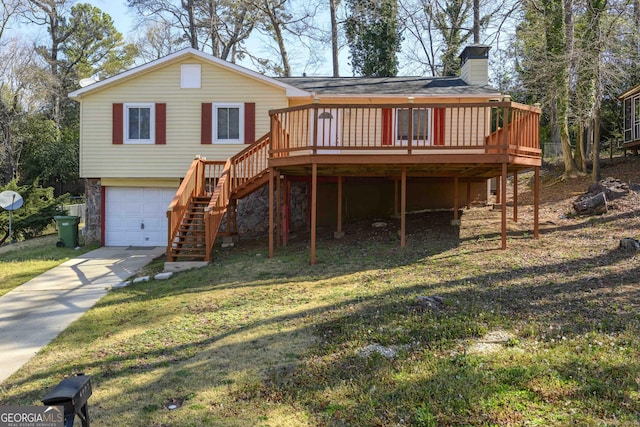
[0,190,22,245]
[0,190,23,211]
[79,77,98,87]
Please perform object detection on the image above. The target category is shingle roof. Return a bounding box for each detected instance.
[275,76,500,97]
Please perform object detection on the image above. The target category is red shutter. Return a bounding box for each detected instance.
[433,108,445,146]
[201,103,212,144]
[244,102,256,144]
[112,103,123,144]
[382,108,393,146]
[155,103,166,144]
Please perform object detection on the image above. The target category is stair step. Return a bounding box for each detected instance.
[178,228,205,234]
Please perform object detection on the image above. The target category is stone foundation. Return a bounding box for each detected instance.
[84,178,102,245]
[232,181,308,239]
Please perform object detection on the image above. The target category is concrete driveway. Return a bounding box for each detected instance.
[0,246,165,384]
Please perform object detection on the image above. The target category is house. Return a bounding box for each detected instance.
[620,83,640,153]
[69,45,542,264]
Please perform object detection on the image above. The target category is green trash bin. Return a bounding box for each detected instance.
[54,216,80,248]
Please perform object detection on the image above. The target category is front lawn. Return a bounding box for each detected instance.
[1,159,639,426]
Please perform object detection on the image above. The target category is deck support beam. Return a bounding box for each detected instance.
[534,166,540,239]
[311,163,318,265]
[268,167,274,258]
[335,176,344,238]
[513,171,518,222]
[501,163,508,249]
[283,176,290,247]
[401,167,406,248]
[276,171,281,247]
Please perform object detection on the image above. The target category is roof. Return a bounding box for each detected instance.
[276,76,501,97]
[619,83,640,100]
[68,47,500,100]
[68,48,310,99]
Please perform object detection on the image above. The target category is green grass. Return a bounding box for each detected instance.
[1,203,639,426]
[0,235,96,297]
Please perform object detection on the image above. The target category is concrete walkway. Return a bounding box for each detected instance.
[0,246,165,384]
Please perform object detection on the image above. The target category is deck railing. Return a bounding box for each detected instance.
[229,133,270,195]
[270,101,540,157]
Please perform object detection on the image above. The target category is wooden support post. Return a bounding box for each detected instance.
[495,176,501,204]
[534,166,540,239]
[501,163,508,250]
[453,176,459,222]
[335,176,344,239]
[283,177,290,247]
[226,197,232,233]
[310,163,317,265]
[466,181,471,209]
[401,167,406,248]
[268,168,274,258]
[513,171,518,223]
[276,171,281,248]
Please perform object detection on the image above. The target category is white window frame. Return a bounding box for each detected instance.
[124,103,155,144]
[213,103,244,144]
[181,64,201,88]
[395,107,431,146]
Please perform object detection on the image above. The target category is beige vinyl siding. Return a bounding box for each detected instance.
[79,58,288,179]
[443,106,490,147]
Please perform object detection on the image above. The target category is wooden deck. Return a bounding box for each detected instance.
[167,99,542,263]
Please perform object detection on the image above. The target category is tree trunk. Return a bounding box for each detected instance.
[263,1,291,77]
[575,122,585,173]
[473,0,480,44]
[592,100,602,182]
[183,0,198,49]
[330,0,340,77]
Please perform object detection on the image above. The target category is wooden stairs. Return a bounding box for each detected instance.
[169,196,209,260]
[166,133,271,262]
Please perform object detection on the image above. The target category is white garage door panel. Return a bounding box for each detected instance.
[105,187,176,247]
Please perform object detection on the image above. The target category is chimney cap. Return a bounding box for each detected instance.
[459,45,491,65]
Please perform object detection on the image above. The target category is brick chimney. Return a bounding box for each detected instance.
[459,45,490,86]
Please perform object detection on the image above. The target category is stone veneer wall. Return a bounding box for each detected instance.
[84,179,102,245]
[234,181,308,239]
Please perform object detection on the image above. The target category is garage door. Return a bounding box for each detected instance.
[105,187,177,247]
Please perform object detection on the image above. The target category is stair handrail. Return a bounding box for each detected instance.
[229,132,271,194]
[203,159,232,260]
[167,157,203,258]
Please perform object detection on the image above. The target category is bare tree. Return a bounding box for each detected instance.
[1,0,24,43]
[133,21,186,62]
[21,0,75,126]
[128,0,199,49]
[399,0,507,76]
[128,0,257,62]
[329,0,340,76]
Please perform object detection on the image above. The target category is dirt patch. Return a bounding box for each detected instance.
[467,330,517,355]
